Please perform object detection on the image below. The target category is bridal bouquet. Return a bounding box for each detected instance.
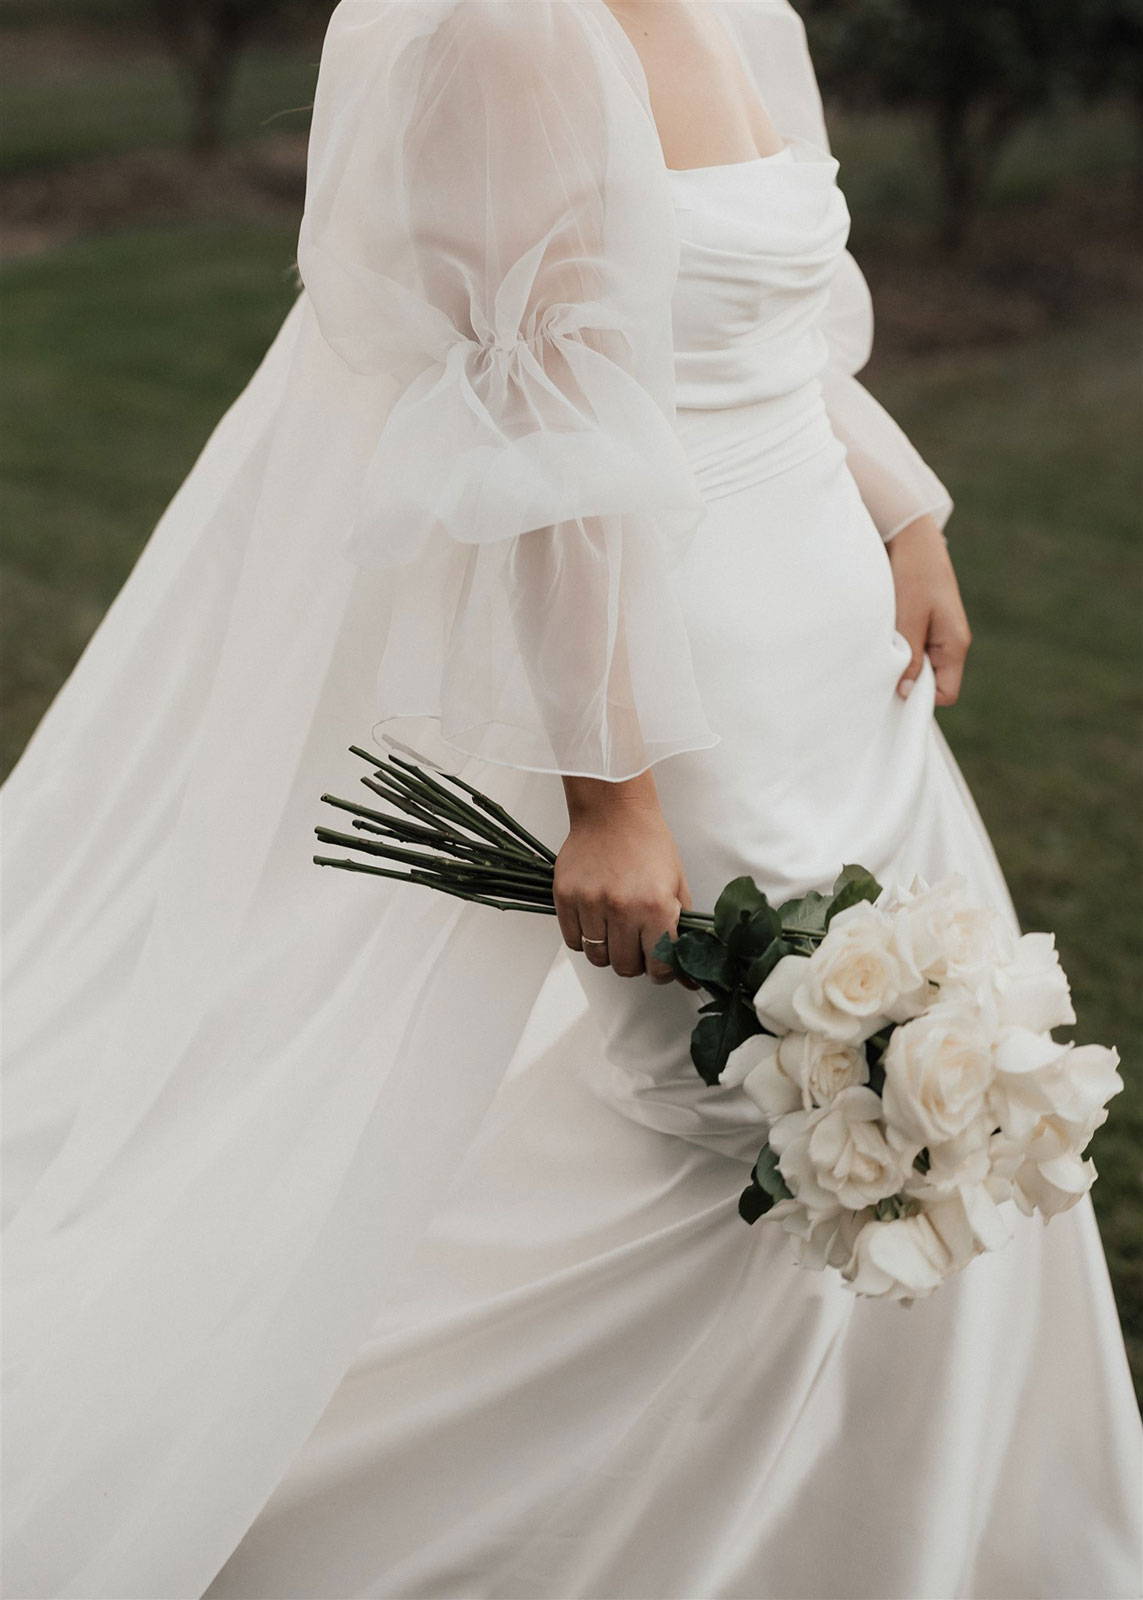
[314,743,1123,1303]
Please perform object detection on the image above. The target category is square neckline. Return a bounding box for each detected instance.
[665,143,791,177]
[595,0,793,181]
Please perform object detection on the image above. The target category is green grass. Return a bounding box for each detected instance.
[0,223,300,755]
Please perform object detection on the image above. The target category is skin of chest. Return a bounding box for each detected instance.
[604,0,785,169]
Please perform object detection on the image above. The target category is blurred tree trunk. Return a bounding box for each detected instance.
[154,2,265,161]
[800,0,1071,249]
[934,97,1018,251]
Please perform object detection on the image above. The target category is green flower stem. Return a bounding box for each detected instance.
[314,854,558,915]
[313,827,554,893]
[318,793,486,857]
[381,765,517,855]
[351,748,537,863]
[384,754,540,857]
[357,772,474,847]
[424,764,559,865]
[347,812,542,871]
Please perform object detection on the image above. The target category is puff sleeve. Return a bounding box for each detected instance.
[296,0,720,779]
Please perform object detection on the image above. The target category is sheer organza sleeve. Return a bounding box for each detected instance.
[819,253,954,542]
[720,0,953,544]
[296,0,719,779]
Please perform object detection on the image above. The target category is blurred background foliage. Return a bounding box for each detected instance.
[1,0,1140,1393]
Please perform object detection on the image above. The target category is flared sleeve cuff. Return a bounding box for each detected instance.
[820,367,954,544]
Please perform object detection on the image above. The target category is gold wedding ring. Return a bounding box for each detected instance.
[580,936,608,947]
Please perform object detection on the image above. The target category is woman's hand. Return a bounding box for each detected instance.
[555,771,698,987]
[888,514,973,706]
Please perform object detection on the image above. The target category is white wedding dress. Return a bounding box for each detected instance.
[3,5,1140,1598]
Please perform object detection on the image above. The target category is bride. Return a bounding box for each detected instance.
[3,2,1140,1596]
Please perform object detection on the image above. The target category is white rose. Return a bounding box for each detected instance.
[990,932,1075,1033]
[775,1085,913,1212]
[756,904,926,1044]
[767,1197,871,1272]
[777,1031,869,1110]
[990,1031,1122,1149]
[881,1002,995,1152]
[721,1034,801,1119]
[841,1212,949,1301]
[752,954,811,1035]
[1044,1042,1123,1137]
[1015,1153,1095,1217]
[887,873,1016,988]
[729,1031,868,1120]
[903,1124,993,1196]
[767,1107,841,1220]
[842,1182,1011,1300]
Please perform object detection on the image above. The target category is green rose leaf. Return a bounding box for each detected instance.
[672,930,736,989]
[832,862,883,896]
[726,903,781,960]
[738,1181,774,1224]
[745,937,796,997]
[752,1141,794,1203]
[712,876,771,942]
[776,890,831,936]
[825,863,883,927]
[651,930,681,972]
[690,993,761,1086]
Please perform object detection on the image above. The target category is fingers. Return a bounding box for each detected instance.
[888,520,972,706]
[895,610,928,700]
[643,904,679,986]
[579,903,613,970]
[555,897,584,955]
[559,894,692,985]
[608,920,646,979]
[927,605,972,707]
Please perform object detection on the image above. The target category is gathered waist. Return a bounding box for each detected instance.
[673,379,844,503]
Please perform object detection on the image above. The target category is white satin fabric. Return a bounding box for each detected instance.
[2,5,1139,1598]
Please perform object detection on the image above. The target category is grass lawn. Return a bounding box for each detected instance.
[2,216,1140,1394]
[0,223,301,757]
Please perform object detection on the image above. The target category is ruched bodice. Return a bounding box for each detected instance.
[669,136,849,408]
[669,137,853,499]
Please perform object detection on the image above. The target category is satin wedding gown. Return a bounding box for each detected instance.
[3,4,1140,1598]
[199,137,1142,1600]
